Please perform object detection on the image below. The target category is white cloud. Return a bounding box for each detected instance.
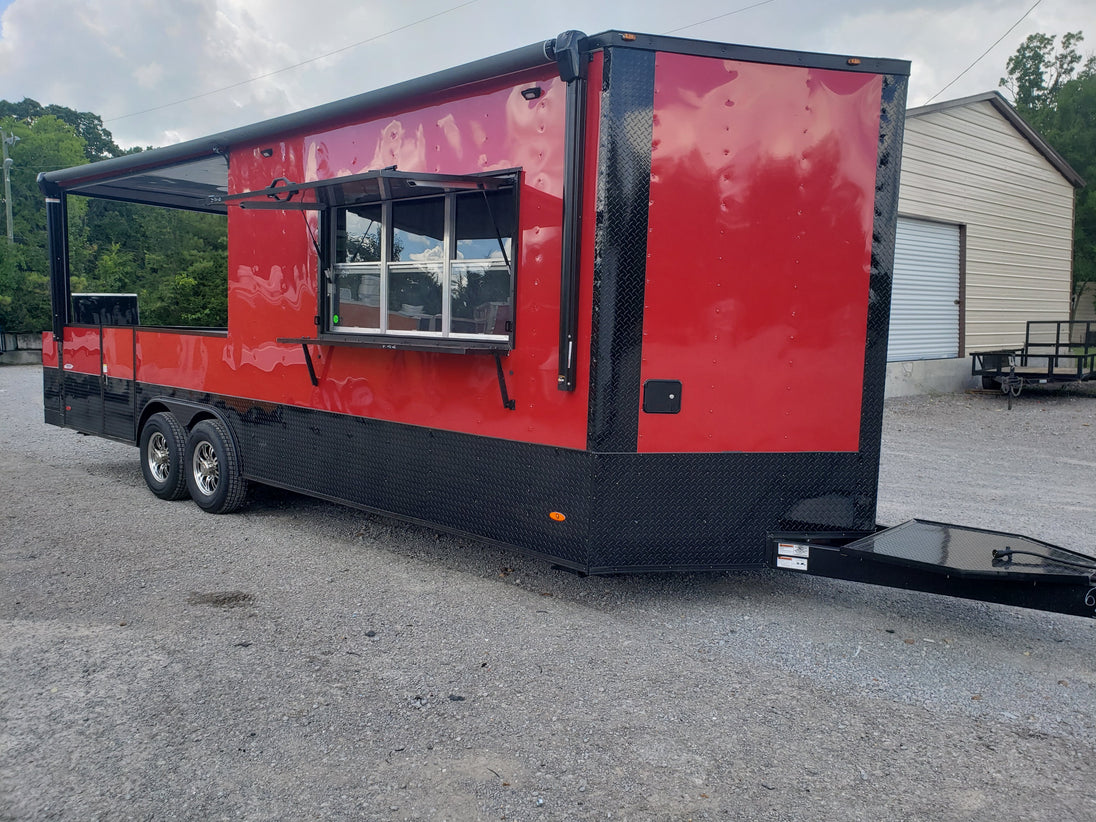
[134,62,164,90]
[0,0,1092,148]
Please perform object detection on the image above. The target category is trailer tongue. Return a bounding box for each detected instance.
[772,520,1096,619]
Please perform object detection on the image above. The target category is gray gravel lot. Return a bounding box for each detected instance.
[1,364,1094,821]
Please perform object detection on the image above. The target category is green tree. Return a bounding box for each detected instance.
[1000,33,1096,299]
[0,114,87,331]
[164,247,229,327]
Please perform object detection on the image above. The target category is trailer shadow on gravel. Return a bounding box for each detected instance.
[236,479,1092,653]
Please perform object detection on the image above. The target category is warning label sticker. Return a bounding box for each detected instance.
[776,555,809,571]
[777,542,810,558]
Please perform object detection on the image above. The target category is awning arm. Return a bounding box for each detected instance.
[212,168,517,209]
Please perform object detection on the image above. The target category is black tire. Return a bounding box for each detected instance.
[184,419,248,514]
[139,412,189,500]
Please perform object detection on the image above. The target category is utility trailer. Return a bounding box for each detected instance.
[38,30,1096,618]
[972,320,1096,396]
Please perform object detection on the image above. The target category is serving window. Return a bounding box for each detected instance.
[328,188,514,343]
[223,169,518,352]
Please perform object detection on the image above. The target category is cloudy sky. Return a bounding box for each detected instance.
[0,0,1091,149]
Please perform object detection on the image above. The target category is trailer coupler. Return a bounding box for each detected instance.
[769,520,1096,619]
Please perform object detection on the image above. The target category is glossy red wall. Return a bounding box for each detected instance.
[132,63,603,451]
[639,53,882,453]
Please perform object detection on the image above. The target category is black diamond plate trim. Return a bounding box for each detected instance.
[43,367,63,427]
[59,371,101,435]
[587,47,655,453]
[58,378,885,573]
[135,383,594,569]
[855,72,909,515]
[588,452,878,571]
[103,376,135,440]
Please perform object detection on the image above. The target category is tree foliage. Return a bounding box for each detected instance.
[1000,32,1096,297]
[0,98,123,162]
[0,114,87,331]
[0,102,226,332]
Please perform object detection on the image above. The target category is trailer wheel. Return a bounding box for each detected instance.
[139,412,189,501]
[184,419,248,514]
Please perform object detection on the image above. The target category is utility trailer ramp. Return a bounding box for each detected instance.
[772,520,1096,619]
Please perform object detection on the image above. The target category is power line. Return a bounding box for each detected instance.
[662,0,778,36]
[923,0,1041,105]
[104,0,481,124]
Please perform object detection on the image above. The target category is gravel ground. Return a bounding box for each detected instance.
[1,364,1094,822]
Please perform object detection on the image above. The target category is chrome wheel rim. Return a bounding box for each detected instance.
[147,432,170,483]
[192,441,219,496]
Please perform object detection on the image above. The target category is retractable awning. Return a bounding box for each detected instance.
[62,154,230,213]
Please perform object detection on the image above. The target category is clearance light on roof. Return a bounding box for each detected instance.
[621,33,637,41]
[847,58,862,65]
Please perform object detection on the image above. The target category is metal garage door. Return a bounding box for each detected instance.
[887,217,960,361]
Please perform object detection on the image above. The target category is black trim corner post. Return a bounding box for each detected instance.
[42,183,69,341]
[549,30,589,392]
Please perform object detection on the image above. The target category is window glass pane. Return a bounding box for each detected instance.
[392,199,444,264]
[451,260,512,336]
[388,262,443,332]
[331,263,381,330]
[456,190,514,261]
[337,205,381,263]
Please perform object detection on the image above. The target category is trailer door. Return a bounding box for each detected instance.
[636,53,886,454]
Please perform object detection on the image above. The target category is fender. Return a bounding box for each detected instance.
[137,397,242,453]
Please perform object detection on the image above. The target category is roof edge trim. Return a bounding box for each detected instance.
[907,90,1084,189]
[38,38,558,195]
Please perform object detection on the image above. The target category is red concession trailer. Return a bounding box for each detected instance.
[38,31,1096,616]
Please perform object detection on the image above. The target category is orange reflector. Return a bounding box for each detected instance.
[621,33,637,41]
[549,511,566,522]
[847,58,861,65]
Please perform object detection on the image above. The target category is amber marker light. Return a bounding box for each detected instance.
[549,511,567,522]
[847,58,862,65]
[621,33,637,41]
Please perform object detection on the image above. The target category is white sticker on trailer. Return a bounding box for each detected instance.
[777,542,810,558]
[777,555,809,571]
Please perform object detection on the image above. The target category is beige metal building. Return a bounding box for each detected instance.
[886,91,1085,396]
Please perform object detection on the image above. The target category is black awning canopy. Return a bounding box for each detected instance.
[66,154,230,213]
[218,168,518,211]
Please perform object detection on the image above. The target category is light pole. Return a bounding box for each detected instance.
[2,130,19,244]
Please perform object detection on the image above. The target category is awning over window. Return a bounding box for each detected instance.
[65,154,230,213]
[216,169,518,211]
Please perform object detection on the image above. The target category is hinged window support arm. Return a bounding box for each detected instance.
[300,343,319,386]
[494,352,516,411]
